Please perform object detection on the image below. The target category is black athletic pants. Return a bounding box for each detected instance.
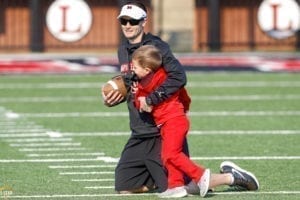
[115,136,168,192]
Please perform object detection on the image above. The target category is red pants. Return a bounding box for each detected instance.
[160,115,205,188]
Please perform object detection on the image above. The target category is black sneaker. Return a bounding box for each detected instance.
[220,161,259,191]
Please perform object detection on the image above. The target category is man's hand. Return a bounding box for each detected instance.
[102,89,124,107]
[138,97,153,113]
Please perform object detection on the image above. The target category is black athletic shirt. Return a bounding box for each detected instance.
[118,33,187,138]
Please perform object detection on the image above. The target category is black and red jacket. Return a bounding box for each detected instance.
[134,67,191,126]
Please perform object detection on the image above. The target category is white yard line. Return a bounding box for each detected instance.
[46,131,63,138]
[16,111,300,118]
[18,147,86,152]
[20,112,128,118]
[61,130,300,137]
[59,171,114,175]
[62,132,129,136]
[1,81,300,89]
[5,193,154,198]
[0,124,43,128]
[0,156,299,163]
[5,138,73,143]
[0,120,36,124]
[191,156,300,160]
[0,129,46,133]
[0,133,49,138]
[49,165,115,169]
[71,178,114,182]
[0,82,102,89]
[189,130,300,135]
[192,94,300,101]
[187,81,300,87]
[6,191,300,198]
[191,111,300,116]
[84,186,114,189]
[1,130,299,138]
[0,96,98,103]
[0,158,103,163]
[26,152,105,157]
[213,191,300,195]
[10,142,81,147]
[1,94,300,103]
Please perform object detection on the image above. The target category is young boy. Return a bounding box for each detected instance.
[131,45,259,198]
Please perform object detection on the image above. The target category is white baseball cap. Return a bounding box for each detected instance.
[117,4,147,20]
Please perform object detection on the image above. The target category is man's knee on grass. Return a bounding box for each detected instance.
[117,185,152,194]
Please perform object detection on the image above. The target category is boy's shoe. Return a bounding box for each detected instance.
[198,169,210,197]
[220,161,259,191]
[158,186,188,198]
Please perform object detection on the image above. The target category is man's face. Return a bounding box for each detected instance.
[119,17,145,42]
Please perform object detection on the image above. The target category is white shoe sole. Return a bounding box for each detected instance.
[158,188,188,198]
[220,161,259,189]
[199,169,210,197]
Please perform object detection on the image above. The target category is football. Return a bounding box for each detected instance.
[102,75,127,97]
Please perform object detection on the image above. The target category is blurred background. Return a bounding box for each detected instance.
[1,2,300,199]
[0,0,300,72]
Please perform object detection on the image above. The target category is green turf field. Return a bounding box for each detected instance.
[0,72,299,199]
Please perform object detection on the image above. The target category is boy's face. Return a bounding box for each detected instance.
[132,59,151,79]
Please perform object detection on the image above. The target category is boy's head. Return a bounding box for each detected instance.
[132,45,162,79]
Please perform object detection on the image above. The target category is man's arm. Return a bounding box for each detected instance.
[146,43,187,106]
[102,46,129,107]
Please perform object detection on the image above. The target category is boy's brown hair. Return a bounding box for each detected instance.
[132,45,162,72]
